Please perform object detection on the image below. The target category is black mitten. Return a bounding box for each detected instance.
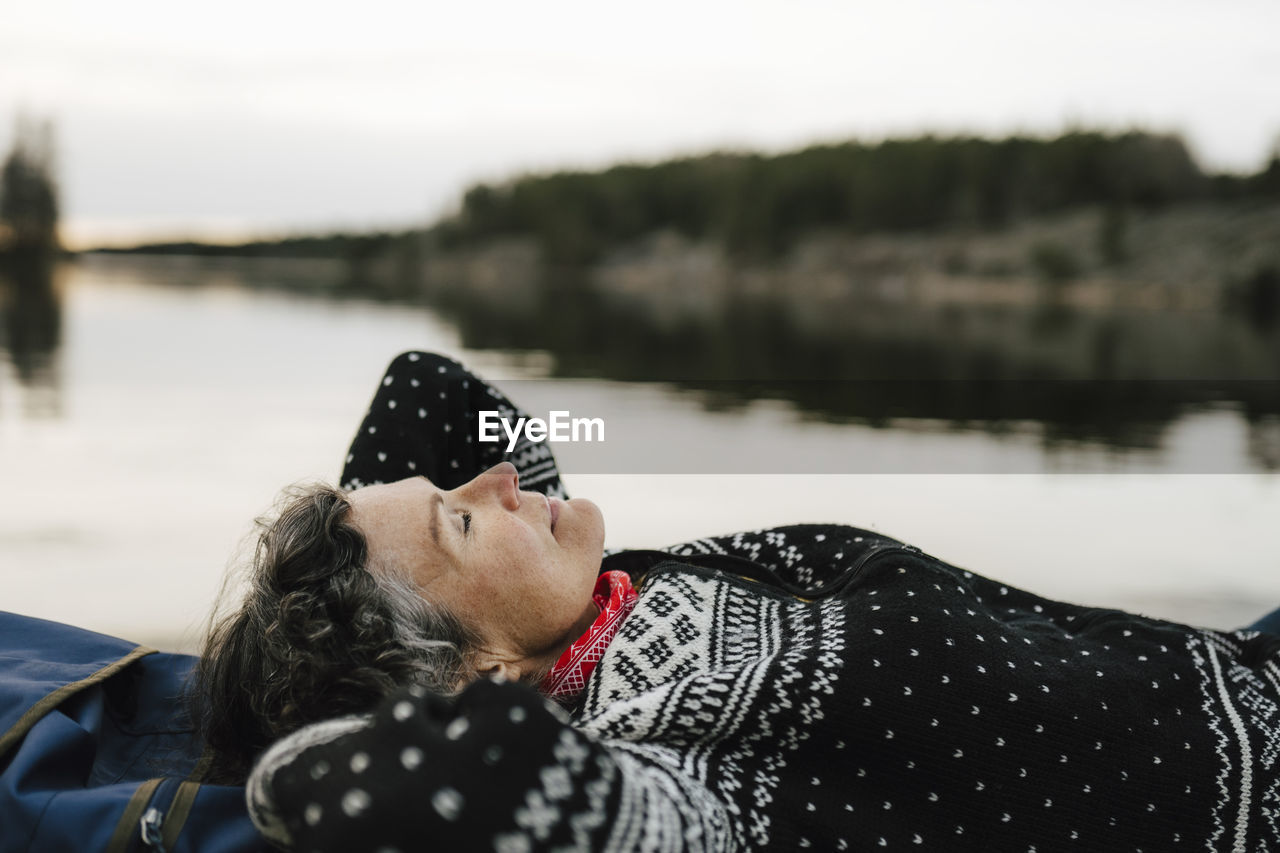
[249,679,620,852]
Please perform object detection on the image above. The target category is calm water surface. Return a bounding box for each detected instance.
[2,257,1278,649]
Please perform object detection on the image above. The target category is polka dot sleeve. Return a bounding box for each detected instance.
[340,351,567,498]
[248,680,623,852]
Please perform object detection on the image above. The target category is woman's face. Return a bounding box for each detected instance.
[345,462,605,680]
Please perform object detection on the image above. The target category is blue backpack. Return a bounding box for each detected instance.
[0,611,268,852]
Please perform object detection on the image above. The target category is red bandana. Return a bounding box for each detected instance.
[540,570,638,702]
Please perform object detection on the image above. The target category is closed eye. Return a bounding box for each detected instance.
[461,511,472,536]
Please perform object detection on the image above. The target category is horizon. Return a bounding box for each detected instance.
[66,125,1247,253]
[4,0,1278,251]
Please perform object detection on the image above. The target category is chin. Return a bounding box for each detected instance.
[566,498,604,532]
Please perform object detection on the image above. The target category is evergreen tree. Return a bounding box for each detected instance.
[0,114,60,253]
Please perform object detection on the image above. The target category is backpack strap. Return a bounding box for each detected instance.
[104,777,203,853]
[106,777,164,853]
[0,644,156,763]
[161,780,201,849]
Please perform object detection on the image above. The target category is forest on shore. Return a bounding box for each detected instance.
[90,129,1280,267]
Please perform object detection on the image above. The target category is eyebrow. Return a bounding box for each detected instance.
[429,491,443,547]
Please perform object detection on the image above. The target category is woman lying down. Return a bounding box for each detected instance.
[193,351,1280,852]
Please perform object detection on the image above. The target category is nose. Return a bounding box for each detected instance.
[457,461,520,510]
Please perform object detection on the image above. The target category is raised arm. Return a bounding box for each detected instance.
[248,679,738,853]
[341,351,567,497]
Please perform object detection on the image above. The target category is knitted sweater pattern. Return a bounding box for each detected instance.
[577,523,1280,851]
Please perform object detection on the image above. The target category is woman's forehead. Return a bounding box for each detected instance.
[348,478,457,581]
[348,475,436,506]
[348,480,429,543]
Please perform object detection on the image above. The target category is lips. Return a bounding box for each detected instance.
[546,495,561,532]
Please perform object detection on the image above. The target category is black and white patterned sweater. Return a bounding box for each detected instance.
[248,524,1280,852]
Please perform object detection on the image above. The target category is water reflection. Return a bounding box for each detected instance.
[27,254,1280,470]
[0,250,62,417]
[431,268,1280,469]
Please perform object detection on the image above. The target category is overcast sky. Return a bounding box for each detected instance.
[3,0,1278,249]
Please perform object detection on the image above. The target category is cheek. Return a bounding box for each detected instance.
[567,501,605,548]
[484,524,554,592]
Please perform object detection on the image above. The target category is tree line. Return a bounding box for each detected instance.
[90,129,1280,265]
[439,131,1280,264]
[94,232,405,262]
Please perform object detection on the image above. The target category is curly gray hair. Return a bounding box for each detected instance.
[191,483,479,784]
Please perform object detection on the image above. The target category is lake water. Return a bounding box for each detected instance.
[2,256,1279,650]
